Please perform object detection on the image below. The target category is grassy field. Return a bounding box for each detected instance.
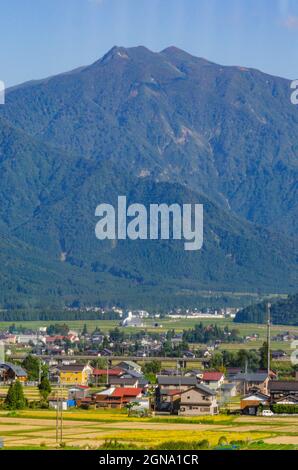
[0,408,297,450]
[1,317,297,354]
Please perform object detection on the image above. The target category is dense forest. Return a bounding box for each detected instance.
[234,294,298,325]
[0,309,119,322]
[183,322,241,343]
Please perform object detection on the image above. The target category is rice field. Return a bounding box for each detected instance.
[0,409,297,450]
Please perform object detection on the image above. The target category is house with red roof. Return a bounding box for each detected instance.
[94,387,143,408]
[201,371,225,390]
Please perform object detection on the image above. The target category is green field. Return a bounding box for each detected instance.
[1,317,297,354]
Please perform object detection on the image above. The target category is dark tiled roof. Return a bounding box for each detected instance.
[180,383,216,396]
[108,377,138,385]
[221,383,236,390]
[0,362,27,377]
[195,383,216,396]
[233,372,268,382]
[269,381,298,392]
[157,375,197,386]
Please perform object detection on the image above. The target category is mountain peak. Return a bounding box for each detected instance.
[161,46,212,65]
[100,46,130,63]
[161,46,187,54]
[99,45,156,64]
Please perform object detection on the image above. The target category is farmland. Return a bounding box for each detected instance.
[0,408,298,450]
[1,316,298,354]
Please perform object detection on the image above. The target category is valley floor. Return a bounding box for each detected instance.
[0,409,298,450]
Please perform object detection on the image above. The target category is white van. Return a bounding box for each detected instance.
[262,409,274,417]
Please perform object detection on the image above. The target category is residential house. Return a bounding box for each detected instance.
[201,371,225,390]
[268,381,298,402]
[157,375,198,391]
[120,370,149,388]
[93,387,143,409]
[49,398,68,411]
[179,384,218,416]
[68,385,90,400]
[220,383,237,404]
[275,395,298,405]
[116,361,142,373]
[233,372,270,395]
[240,390,270,415]
[184,369,204,379]
[108,376,140,388]
[16,334,39,345]
[59,364,93,385]
[226,367,242,380]
[0,362,28,383]
[92,368,123,385]
[155,388,181,413]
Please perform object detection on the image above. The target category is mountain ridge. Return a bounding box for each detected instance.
[0,46,297,308]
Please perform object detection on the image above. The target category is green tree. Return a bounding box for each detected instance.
[259,342,271,370]
[210,351,223,369]
[142,360,161,375]
[22,355,40,381]
[38,376,52,401]
[5,381,26,409]
[125,401,139,416]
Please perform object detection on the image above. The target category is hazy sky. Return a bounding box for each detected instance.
[0,0,298,87]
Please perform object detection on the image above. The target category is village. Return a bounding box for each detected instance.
[1,356,298,417]
[1,310,298,419]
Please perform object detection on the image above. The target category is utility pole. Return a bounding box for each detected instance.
[60,383,63,444]
[55,382,63,445]
[106,359,109,386]
[55,389,59,444]
[267,303,271,377]
[267,303,271,375]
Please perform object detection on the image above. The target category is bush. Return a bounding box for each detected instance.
[99,440,139,450]
[230,440,246,448]
[218,436,228,446]
[271,404,298,414]
[156,440,210,450]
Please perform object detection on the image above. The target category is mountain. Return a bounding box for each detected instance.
[234,294,298,326]
[0,46,297,309]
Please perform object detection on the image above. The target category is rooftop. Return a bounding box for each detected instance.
[157,375,197,386]
[202,372,224,381]
[111,387,143,398]
[233,372,268,382]
[93,368,123,376]
[269,381,298,392]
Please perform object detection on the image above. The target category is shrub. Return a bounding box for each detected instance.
[271,404,298,414]
[218,436,228,446]
[156,440,210,450]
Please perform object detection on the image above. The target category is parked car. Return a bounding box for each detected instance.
[262,409,274,417]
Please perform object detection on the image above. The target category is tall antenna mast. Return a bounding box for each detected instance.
[267,303,271,376]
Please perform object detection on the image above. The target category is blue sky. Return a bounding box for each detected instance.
[0,0,298,87]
